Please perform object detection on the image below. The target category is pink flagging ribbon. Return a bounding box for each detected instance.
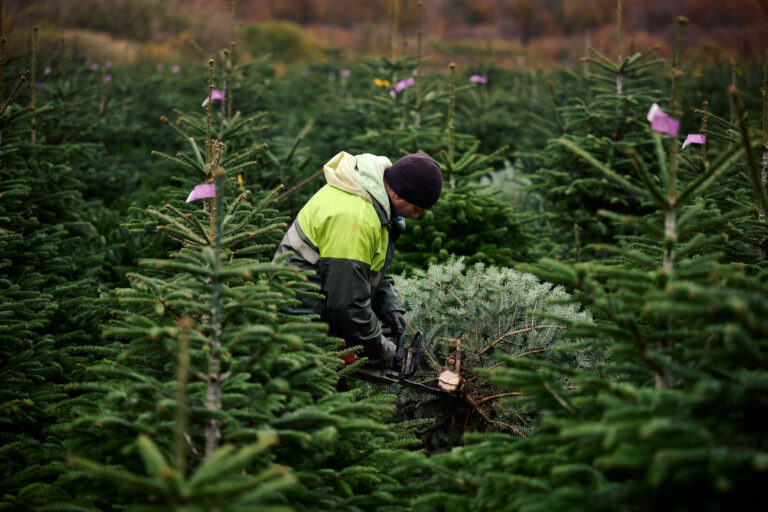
[202,89,226,107]
[682,134,706,148]
[393,77,415,93]
[647,103,680,137]
[186,184,216,202]
[646,103,661,122]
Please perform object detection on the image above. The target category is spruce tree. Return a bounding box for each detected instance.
[387,63,541,272]
[688,77,768,267]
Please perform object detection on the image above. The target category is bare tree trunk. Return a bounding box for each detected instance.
[448,63,456,188]
[30,27,37,144]
[616,0,623,96]
[205,167,227,457]
[175,317,193,473]
[1,0,5,106]
[760,59,768,259]
[760,143,767,260]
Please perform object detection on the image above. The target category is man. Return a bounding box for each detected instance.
[273,151,443,368]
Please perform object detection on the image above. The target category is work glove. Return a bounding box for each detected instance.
[362,335,396,369]
[388,311,407,336]
[380,336,396,369]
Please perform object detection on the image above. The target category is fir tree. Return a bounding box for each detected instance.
[525,5,666,256]
[389,63,542,272]
[0,60,107,508]
[351,55,459,157]
[688,77,768,267]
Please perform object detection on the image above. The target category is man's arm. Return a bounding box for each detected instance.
[372,275,405,323]
[320,257,381,347]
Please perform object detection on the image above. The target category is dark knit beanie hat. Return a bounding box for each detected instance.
[384,153,443,209]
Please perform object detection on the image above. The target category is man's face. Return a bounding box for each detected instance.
[391,195,424,219]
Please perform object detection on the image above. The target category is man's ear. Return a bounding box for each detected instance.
[383,180,397,200]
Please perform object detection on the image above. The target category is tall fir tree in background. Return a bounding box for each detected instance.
[688,67,768,268]
[384,63,543,273]
[392,64,508,269]
[525,0,666,258]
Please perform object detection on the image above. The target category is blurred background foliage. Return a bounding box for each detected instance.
[6,0,766,72]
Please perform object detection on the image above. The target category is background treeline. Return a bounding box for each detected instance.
[8,0,767,69]
[2,1,768,511]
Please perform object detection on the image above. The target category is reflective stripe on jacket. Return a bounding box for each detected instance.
[273,152,405,347]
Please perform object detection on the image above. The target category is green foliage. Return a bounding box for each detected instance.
[401,49,768,509]
[392,186,541,273]
[415,226,768,511]
[241,21,325,63]
[688,96,768,266]
[456,66,573,155]
[345,60,547,272]
[3,10,768,512]
[0,71,109,509]
[68,433,296,511]
[346,56,454,157]
[525,44,667,254]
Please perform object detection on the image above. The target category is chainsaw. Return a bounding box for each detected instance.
[345,328,462,400]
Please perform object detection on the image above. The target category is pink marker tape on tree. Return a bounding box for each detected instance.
[647,103,680,137]
[647,103,661,122]
[186,184,216,202]
[682,134,706,148]
[393,77,415,93]
[202,89,226,107]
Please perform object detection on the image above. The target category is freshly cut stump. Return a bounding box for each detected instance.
[438,369,461,393]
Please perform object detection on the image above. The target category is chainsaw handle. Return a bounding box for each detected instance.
[382,327,407,372]
[382,328,422,378]
[401,331,422,379]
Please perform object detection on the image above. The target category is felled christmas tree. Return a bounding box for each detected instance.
[391,258,594,452]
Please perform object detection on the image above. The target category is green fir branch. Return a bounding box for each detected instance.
[151,150,204,175]
[558,137,647,197]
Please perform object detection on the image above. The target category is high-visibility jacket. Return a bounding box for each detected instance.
[272,151,405,348]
